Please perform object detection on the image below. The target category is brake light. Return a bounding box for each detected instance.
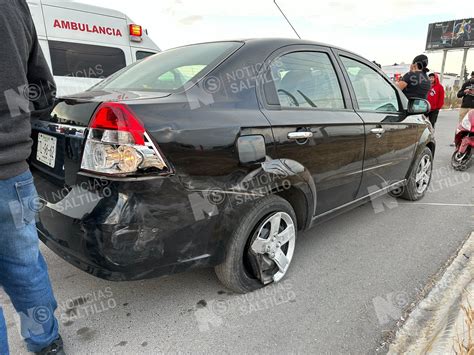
[129,24,142,36]
[90,103,145,145]
[81,103,170,177]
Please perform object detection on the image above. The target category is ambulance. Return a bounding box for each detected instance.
[27,0,160,96]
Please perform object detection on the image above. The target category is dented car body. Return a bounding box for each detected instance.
[30,39,435,291]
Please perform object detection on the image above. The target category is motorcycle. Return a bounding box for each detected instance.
[452,109,474,170]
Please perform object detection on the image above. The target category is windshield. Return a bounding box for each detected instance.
[92,42,242,93]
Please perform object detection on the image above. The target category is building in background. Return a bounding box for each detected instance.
[382,64,461,88]
[440,73,461,90]
[382,63,411,81]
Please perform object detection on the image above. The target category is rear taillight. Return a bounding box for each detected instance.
[80,103,170,177]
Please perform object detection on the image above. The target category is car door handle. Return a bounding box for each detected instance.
[370,128,385,136]
[288,131,313,140]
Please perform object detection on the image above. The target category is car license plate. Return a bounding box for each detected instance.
[36,133,57,168]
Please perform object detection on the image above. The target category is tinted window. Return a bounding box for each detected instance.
[95,42,242,92]
[341,56,399,112]
[136,51,156,60]
[155,65,207,90]
[270,51,345,109]
[49,41,126,78]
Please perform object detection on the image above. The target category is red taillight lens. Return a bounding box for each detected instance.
[81,102,170,177]
[129,24,143,37]
[90,103,145,145]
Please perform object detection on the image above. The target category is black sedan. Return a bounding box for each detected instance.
[30,39,435,293]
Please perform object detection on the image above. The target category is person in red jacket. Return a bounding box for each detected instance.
[426,73,445,128]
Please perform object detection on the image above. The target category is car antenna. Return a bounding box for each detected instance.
[274,0,301,39]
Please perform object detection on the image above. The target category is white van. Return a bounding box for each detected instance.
[27,0,160,96]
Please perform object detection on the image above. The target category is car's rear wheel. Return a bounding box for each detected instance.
[398,147,433,201]
[215,195,297,294]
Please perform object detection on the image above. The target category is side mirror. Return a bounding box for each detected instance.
[407,98,430,115]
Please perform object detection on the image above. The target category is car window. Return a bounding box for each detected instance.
[136,51,156,60]
[154,66,206,90]
[49,41,126,78]
[270,51,345,110]
[94,42,242,92]
[340,56,400,112]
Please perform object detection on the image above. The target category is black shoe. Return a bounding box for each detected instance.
[35,336,65,355]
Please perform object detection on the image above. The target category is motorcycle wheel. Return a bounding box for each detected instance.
[451,147,472,171]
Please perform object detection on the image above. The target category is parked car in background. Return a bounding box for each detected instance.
[27,0,160,96]
[30,39,435,293]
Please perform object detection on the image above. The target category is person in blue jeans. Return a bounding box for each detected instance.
[0,1,64,354]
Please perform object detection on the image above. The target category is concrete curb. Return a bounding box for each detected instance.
[389,232,474,354]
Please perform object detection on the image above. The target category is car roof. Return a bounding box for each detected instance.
[171,38,365,60]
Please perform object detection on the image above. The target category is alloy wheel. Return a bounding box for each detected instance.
[415,154,432,194]
[249,212,296,283]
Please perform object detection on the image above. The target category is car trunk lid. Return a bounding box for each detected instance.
[30,89,171,188]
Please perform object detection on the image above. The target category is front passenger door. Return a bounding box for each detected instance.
[260,47,366,215]
[336,53,419,197]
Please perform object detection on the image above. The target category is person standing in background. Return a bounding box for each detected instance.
[0,0,65,354]
[457,71,474,122]
[397,54,431,100]
[426,73,445,128]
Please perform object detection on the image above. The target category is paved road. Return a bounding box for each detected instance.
[5,110,473,354]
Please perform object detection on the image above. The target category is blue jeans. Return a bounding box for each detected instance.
[0,170,59,354]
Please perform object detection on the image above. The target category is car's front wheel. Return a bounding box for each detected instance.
[398,147,433,201]
[215,195,297,293]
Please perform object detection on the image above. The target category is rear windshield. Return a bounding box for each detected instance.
[93,42,242,92]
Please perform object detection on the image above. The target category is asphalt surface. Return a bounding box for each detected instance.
[4,110,473,354]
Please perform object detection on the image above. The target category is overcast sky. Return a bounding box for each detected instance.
[80,0,473,75]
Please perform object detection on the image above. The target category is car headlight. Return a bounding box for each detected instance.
[461,113,472,131]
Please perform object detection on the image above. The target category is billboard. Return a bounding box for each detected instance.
[426,18,473,50]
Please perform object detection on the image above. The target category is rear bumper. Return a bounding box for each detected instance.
[33,168,223,281]
[37,227,210,281]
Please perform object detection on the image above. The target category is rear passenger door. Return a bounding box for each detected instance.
[259,46,365,215]
[334,52,418,197]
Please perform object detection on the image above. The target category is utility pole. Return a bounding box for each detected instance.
[440,49,448,84]
[460,48,469,83]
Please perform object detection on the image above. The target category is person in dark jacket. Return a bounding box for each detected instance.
[457,71,474,122]
[426,73,445,128]
[0,1,64,354]
[397,54,431,100]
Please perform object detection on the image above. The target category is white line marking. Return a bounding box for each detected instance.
[399,202,474,207]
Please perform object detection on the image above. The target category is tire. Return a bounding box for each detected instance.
[451,147,472,171]
[215,195,297,294]
[398,147,433,201]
